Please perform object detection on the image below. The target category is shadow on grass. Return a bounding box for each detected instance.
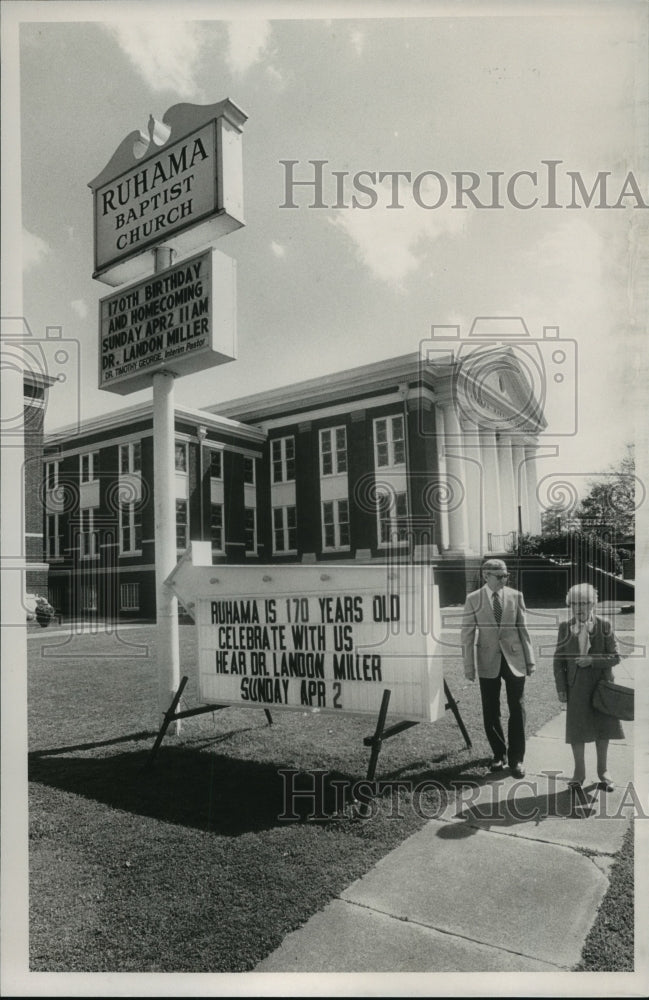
[28,744,360,836]
[380,754,494,786]
[30,731,157,757]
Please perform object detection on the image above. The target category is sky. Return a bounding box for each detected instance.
[11,0,649,505]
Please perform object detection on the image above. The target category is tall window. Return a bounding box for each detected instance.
[118,441,142,555]
[80,451,100,483]
[81,585,98,611]
[273,506,297,553]
[80,508,97,558]
[373,416,406,468]
[119,503,142,555]
[45,460,59,490]
[120,583,140,611]
[320,427,347,476]
[271,436,295,484]
[46,514,62,559]
[244,507,257,554]
[243,456,256,484]
[175,441,188,473]
[119,441,141,474]
[243,457,257,555]
[176,500,188,550]
[377,490,409,546]
[48,584,62,610]
[209,450,223,479]
[210,502,224,554]
[322,499,350,551]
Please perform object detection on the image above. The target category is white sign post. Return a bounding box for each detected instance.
[151,245,180,730]
[91,101,245,730]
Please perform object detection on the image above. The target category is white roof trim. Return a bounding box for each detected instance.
[45,400,266,447]
[210,352,430,420]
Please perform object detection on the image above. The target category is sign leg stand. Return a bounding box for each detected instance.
[365,689,392,784]
[358,681,473,814]
[147,676,274,766]
[147,675,189,766]
[444,680,472,748]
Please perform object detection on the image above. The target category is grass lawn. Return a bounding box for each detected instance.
[577,822,634,972]
[27,613,634,972]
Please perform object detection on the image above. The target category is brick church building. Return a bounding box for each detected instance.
[41,344,545,620]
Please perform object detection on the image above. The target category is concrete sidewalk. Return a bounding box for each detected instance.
[257,660,635,973]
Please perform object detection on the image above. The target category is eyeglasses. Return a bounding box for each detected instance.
[488,573,508,580]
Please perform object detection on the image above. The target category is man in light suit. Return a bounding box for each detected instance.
[461,558,536,777]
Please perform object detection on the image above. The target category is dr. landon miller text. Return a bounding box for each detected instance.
[279,159,648,209]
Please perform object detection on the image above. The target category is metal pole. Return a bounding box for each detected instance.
[152,245,181,732]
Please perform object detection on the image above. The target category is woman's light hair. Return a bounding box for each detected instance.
[566,583,598,606]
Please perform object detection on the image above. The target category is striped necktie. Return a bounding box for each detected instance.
[493,591,502,625]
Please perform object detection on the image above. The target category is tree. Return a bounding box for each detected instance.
[575,444,636,543]
[541,506,563,535]
[541,505,580,536]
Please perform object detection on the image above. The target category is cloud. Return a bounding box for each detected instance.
[515,217,632,457]
[225,20,271,74]
[271,242,286,258]
[350,30,365,56]
[521,218,617,326]
[329,175,467,289]
[71,300,89,320]
[102,22,205,97]
[266,64,285,88]
[23,228,50,271]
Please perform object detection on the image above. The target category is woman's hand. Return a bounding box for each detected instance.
[557,690,567,703]
[575,655,593,668]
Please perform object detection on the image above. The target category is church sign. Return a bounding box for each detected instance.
[166,545,446,723]
[98,247,236,394]
[89,100,246,287]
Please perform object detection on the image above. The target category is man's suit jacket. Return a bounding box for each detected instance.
[461,584,535,680]
[552,616,620,695]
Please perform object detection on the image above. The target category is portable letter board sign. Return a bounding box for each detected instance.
[166,545,446,722]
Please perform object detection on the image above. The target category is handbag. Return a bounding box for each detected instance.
[592,679,634,721]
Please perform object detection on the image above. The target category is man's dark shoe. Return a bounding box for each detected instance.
[489,757,506,772]
[511,763,526,779]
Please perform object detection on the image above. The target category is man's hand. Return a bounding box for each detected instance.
[557,690,567,703]
[464,667,475,683]
[575,655,593,668]
[526,663,536,676]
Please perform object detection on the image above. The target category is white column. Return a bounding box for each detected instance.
[496,431,516,536]
[462,419,483,555]
[479,426,503,547]
[434,405,450,552]
[524,441,542,535]
[511,436,528,536]
[441,402,470,553]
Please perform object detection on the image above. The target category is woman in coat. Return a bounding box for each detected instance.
[553,583,624,790]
